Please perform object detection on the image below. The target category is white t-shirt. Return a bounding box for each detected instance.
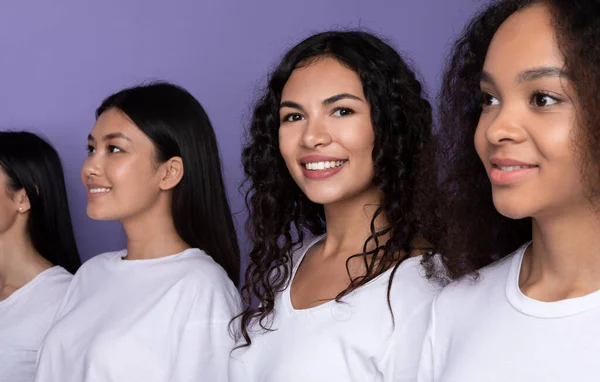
[34,248,241,382]
[0,266,72,382]
[418,242,600,382]
[229,235,442,382]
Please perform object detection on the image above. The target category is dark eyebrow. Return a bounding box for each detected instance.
[279,101,305,113]
[517,67,568,83]
[279,93,364,112]
[480,67,568,87]
[103,132,132,142]
[322,93,363,105]
[480,71,496,87]
[87,132,132,143]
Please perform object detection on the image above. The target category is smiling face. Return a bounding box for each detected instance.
[474,3,587,220]
[278,56,377,206]
[81,108,167,221]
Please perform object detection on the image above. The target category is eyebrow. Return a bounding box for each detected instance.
[322,93,363,105]
[517,67,568,83]
[279,93,364,112]
[480,67,568,86]
[87,132,132,142]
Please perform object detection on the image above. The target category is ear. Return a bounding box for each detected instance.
[15,188,31,213]
[159,157,184,191]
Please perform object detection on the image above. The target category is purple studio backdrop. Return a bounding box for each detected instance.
[0,0,481,270]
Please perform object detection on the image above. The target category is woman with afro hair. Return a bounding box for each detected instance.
[419,1,600,381]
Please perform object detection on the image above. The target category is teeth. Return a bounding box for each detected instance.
[304,161,345,171]
[497,165,536,172]
[89,188,111,193]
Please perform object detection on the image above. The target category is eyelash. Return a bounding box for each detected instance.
[281,113,303,123]
[280,106,356,123]
[530,91,562,107]
[86,145,122,155]
[480,90,562,109]
[331,106,355,117]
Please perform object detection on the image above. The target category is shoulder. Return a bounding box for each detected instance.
[387,255,443,304]
[178,249,236,287]
[290,234,326,267]
[78,250,125,270]
[34,266,73,299]
[177,249,241,310]
[433,243,527,313]
[41,265,73,283]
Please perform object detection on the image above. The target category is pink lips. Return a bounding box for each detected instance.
[488,157,538,186]
[86,183,112,200]
[299,155,347,180]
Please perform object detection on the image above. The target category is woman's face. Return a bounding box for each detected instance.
[82,108,166,221]
[278,57,377,206]
[474,3,584,220]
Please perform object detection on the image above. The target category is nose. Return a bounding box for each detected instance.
[301,117,333,149]
[484,105,528,145]
[81,152,102,180]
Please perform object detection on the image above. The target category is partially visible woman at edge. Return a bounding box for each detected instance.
[0,131,80,382]
[418,1,600,381]
[35,82,241,382]
[229,30,442,382]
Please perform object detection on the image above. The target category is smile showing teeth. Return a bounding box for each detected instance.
[304,160,346,171]
[89,188,111,194]
[494,165,536,172]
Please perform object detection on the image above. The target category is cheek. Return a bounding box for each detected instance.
[474,124,488,163]
[110,157,158,199]
[278,129,300,166]
[0,199,16,233]
[336,117,374,150]
[535,118,580,176]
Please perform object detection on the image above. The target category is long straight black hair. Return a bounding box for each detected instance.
[96,82,241,284]
[0,131,81,274]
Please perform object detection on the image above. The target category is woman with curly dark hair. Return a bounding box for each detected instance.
[418,1,600,381]
[229,30,440,382]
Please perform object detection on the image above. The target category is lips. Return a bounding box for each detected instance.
[298,154,348,180]
[488,157,538,185]
[86,184,112,199]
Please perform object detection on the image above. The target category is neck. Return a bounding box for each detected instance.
[521,202,600,300]
[0,230,52,300]
[320,186,388,259]
[121,201,190,260]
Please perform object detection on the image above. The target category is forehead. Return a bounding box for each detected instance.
[484,4,564,78]
[91,108,140,137]
[281,56,364,100]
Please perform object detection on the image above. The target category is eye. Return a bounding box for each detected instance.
[531,92,560,107]
[282,113,304,123]
[481,92,499,108]
[332,107,354,117]
[108,145,122,153]
[86,145,95,155]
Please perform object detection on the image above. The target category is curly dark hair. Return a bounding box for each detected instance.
[236,30,435,347]
[426,0,600,280]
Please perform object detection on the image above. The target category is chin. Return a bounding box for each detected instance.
[492,198,533,220]
[86,207,120,221]
[302,189,344,206]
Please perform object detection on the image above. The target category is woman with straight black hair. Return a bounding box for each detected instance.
[35,82,241,382]
[229,30,441,382]
[418,1,600,381]
[0,131,80,382]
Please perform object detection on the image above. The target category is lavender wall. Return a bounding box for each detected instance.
[0,0,479,262]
